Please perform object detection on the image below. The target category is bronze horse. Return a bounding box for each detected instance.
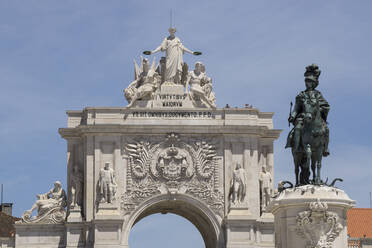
[292,97,326,185]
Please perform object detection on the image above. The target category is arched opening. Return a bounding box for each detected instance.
[129,213,205,248]
[122,194,224,248]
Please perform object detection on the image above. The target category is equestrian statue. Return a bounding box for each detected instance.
[286,64,330,186]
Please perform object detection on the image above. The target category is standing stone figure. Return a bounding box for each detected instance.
[259,166,272,210]
[70,165,83,209]
[186,62,216,108]
[286,64,330,185]
[144,27,201,84]
[229,164,246,205]
[98,162,117,203]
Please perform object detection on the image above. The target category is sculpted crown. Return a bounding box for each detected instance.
[309,198,328,212]
[166,145,179,157]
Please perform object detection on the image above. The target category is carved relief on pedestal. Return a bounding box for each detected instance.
[296,199,343,248]
[121,133,224,216]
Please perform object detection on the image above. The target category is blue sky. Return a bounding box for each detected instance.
[1,1,371,247]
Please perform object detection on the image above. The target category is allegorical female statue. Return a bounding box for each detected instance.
[144,27,201,84]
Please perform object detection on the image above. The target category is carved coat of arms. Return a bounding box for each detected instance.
[121,133,224,216]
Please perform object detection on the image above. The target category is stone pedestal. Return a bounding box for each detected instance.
[67,208,83,222]
[15,224,66,248]
[269,185,355,248]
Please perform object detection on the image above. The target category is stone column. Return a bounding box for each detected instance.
[269,185,355,248]
[85,135,95,221]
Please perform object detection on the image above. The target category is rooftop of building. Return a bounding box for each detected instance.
[347,208,372,238]
[0,211,20,237]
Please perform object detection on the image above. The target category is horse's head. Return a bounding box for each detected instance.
[303,99,320,124]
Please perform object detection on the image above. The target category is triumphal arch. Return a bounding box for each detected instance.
[15,28,281,248]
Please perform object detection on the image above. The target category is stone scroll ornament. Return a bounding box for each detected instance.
[17,181,67,224]
[296,199,343,248]
[121,133,224,216]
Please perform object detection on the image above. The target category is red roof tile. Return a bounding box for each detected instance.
[347,208,372,238]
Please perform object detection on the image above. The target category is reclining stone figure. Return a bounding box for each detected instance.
[19,181,67,224]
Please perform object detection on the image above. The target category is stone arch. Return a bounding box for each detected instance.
[121,193,225,248]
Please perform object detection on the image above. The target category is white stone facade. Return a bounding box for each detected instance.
[15,104,281,248]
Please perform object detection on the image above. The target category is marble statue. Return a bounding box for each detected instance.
[259,166,272,210]
[70,165,83,209]
[229,163,246,205]
[286,64,330,185]
[187,62,216,108]
[19,181,67,224]
[143,27,201,84]
[98,162,117,203]
[124,58,161,107]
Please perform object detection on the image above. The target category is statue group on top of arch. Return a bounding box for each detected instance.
[124,27,216,108]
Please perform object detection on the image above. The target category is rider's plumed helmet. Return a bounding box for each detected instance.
[304,64,321,88]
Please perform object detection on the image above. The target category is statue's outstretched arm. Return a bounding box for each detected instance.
[151,45,163,54]
[183,46,194,54]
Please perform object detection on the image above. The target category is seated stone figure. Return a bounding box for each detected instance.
[186,62,216,108]
[19,181,67,224]
[124,57,161,107]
